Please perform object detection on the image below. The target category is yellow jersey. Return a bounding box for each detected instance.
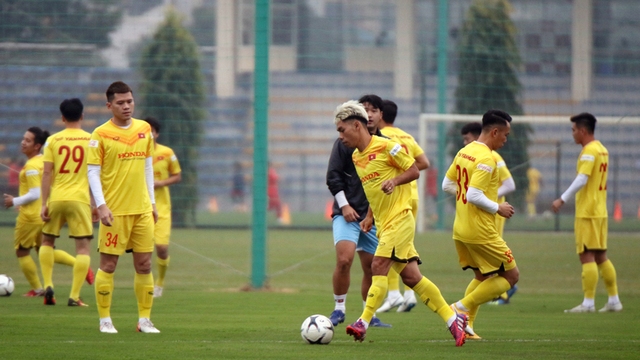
[18,155,44,223]
[527,167,542,194]
[493,151,512,204]
[446,141,501,243]
[153,143,181,216]
[576,140,608,218]
[352,136,415,233]
[381,126,425,201]
[43,128,92,204]
[87,118,154,216]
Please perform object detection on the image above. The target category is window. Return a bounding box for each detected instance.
[239,0,296,46]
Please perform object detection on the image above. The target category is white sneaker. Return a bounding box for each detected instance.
[564,304,595,313]
[377,294,404,313]
[598,302,623,313]
[100,322,118,334]
[397,293,417,312]
[137,318,160,333]
[153,285,163,298]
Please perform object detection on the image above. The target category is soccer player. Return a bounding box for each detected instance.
[526,167,542,218]
[143,117,182,298]
[88,81,159,334]
[443,110,520,340]
[552,112,622,313]
[40,98,96,306]
[326,94,390,328]
[3,127,78,297]
[376,99,429,313]
[335,100,467,346]
[460,122,518,308]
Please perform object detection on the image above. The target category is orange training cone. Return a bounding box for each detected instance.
[637,203,640,220]
[280,203,291,225]
[208,196,219,213]
[325,200,333,221]
[613,201,622,223]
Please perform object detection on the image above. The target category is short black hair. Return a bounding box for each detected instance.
[382,100,398,124]
[461,122,482,137]
[59,98,83,122]
[106,81,133,102]
[482,109,512,129]
[27,126,50,146]
[144,116,161,133]
[358,94,383,110]
[570,112,597,134]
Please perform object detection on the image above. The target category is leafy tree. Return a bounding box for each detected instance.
[452,0,531,209]
[138,9,206,227]
[0,0,122,46]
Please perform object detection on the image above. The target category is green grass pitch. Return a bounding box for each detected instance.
[0,226,638,359]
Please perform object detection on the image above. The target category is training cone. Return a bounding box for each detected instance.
[280,203,291,225]
[208,197,219,213]
[325,200,333,221]
[613,201,622,223]
[637,203,640,220]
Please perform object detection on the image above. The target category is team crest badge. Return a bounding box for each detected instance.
[368,154,376,160]
[138,133,145,138]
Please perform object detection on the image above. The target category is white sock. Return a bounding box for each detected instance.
[358,318,370,329]
[403,289,415,300]
[446,314,456,327]
[455,301,469,312]
[100,317,113,326]
[608,295,620,304]
[582,298,595,307]
[334,294,346,311]
[387,290,401,300]
[139,317,150,323]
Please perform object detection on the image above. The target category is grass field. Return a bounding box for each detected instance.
[0,226,638,359]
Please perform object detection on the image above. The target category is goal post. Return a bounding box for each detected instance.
[417,113,640,233]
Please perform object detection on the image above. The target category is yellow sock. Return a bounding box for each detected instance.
[412,276,454,323]
[156,256,170,288]
[461,276,511,309]
[39,245,55,289]
[361,275,387,323]
[134,273,155,319]
[527,203,536,217]
[582,262,598,299]
[464,278,482,328]
[70,254,90,300]
[387,267,400,292]
[95,270,114,318]
[18,255,42,290]
[54,249,76,267]
[598,260,618,297]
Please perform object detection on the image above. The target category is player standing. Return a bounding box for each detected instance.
[143,117,182,298]
[40,98,96,306]
[376,99,429,313]
[335,100,467,346]
[88,81,159,333]
[552,112,622,313]
[443,110,520,340]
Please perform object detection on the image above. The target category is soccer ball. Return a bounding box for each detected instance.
[0,274,15,296]
[300,314,334,344]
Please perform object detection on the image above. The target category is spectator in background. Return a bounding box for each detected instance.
[268,162,284,223]
[231,161,247,212]
[526,167,542,218]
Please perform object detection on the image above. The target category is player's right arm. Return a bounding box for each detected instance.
[326,139,358,222]
[40,161,54,221]
[87,134,113,226]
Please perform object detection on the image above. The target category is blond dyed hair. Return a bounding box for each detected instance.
[333,100,368,125]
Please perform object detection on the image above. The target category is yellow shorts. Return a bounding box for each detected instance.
[454,238,517,276]
[98,212,154,255]
[575,217,607,254]
[154,214,171,246]
[42,201,93,238]
[14,221,42,250]
[375,210,420,263]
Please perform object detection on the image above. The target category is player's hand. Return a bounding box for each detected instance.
[154,180,161,189]
[381,179,396,195]
[91,207,99,223]
[341,204,359,222]
[497,202,515,219]
[97,204,114,226]
[3,194,14,208]
[152,204,158,223]
[551,198,564,213]
[41,205,50,222]
[359,215,373,233]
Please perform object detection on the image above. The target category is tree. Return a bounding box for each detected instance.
[138,9,206,227]
[452,0,531,209]
[0,0,122,46]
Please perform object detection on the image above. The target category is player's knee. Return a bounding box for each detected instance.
[335,256,353,272]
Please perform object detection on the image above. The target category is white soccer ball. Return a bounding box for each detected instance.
[0,274,15,296]
[300,314,334,344]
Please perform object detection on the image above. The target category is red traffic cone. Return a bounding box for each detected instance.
[613,201,622,223]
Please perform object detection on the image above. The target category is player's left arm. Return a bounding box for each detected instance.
[552,149,595,212]
[381,143,419,194]
[5,165,41,208]
[146,156,158,223]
